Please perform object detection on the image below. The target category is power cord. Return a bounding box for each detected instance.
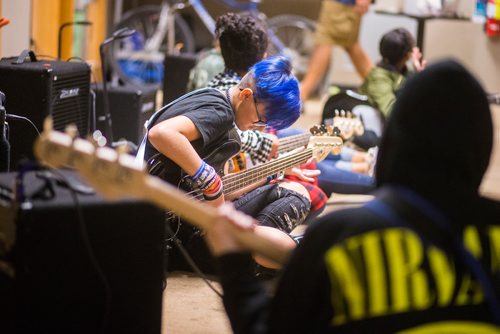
[165,222,223,298]
[49,169,111,333]
[5,114,41,136]
[29,167,112,334]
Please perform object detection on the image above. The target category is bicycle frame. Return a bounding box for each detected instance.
[176,0,285,52]
[111,0,314,87]
[153,0,285,55]
[185,0,261,37]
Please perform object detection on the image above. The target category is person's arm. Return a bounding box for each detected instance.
[149,115,225,206]
[204,204,286,334]
[239,130,278,163]
[206,205,337,334]
[363,71,399,118]
[408,47,427,73]
[354,0,371,15]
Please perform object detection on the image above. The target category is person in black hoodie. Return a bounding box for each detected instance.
[204,59,500,333]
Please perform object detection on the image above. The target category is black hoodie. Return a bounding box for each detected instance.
[376,59,493,209]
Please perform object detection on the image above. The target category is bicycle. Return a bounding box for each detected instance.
[110,0,316,88]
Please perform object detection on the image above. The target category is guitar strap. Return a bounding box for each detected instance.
[134,88,225,167]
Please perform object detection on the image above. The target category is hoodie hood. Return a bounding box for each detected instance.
[375,59,493,202]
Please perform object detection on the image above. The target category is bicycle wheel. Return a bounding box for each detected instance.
[266,14,316,82]
[110,5,195,88]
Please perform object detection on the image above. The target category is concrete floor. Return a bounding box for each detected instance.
[162,101,500,334]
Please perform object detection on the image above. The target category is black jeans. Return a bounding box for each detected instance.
[233,183,311,233]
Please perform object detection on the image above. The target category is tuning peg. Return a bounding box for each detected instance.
[332,126,341,137]
[91,130,107,147]
[116,142,131,156]
[334,109,339,117]
[42,117,54,133]
[65,124,79,140]
[325,125,334,136]
[340,109,346,117]
[309,125,320,135]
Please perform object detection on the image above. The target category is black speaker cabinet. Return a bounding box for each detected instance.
[0,53,91,170]
[0,170,165,334]
[162,53,197,105]
[95,83,157,145]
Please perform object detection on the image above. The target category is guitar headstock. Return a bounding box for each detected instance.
[34,118,148,200]
[307,124,343,161]
[332,109,365,141]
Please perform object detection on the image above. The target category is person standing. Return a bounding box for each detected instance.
[300,0,373,101]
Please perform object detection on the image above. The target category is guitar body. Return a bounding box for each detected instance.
[146,127,241,188]
[322,90,383,150]
[145,128,241,274]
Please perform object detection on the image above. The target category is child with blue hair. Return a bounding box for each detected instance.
[144,55,300,207]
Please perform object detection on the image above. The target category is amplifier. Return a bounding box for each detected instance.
[95,83,157,145]
[0,170,165,334]
[0,52,91,170]
[162,53,197,105]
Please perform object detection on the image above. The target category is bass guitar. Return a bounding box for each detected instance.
[33,118,291,265]
[158,125,342,203]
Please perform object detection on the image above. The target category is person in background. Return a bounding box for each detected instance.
[204,59,500,332]
[300,0,373,102]
[360,27,426,118]
[187,47,224,92]
[208,12,327,223]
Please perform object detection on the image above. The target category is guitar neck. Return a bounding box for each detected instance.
[33,131,291,266]
[222,147,314,196]
[141,176,290,265]
[278,132,311,154]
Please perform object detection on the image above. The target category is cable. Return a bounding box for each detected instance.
[165,222,223,298]
[5,114,41,136]
[46,169,112,334]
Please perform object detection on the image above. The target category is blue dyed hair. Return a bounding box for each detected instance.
[249,56,301,130]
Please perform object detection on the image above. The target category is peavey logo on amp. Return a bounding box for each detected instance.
[60,88,80,99]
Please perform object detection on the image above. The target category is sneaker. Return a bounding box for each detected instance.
[366,146,379,177]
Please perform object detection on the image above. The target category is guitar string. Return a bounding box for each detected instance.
[223,153,313,193]
[178,137,340,202]
[222,148,314,184]
[181,148,316,202]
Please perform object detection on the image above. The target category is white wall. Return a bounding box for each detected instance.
[329,6,500,94]
[1,0,31,57]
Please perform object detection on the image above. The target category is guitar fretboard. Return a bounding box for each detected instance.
[186,147,315,201]
[278,132,311,154]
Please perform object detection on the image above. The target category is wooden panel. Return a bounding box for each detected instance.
[31,0,75,59]
[86,0,107,82]
[0,1,2,56]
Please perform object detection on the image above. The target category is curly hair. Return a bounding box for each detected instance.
[379,28,415,66]
[215,12,268,74]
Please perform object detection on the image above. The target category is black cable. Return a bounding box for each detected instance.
[165,222,223,298]
[58,21,93,60]
[5,114,41,136]
[66,56,87,63]
[47,169,112,334]
[89,89,97,132]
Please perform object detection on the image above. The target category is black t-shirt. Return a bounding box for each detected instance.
[218,188,500,333]
[144,88,240,184]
